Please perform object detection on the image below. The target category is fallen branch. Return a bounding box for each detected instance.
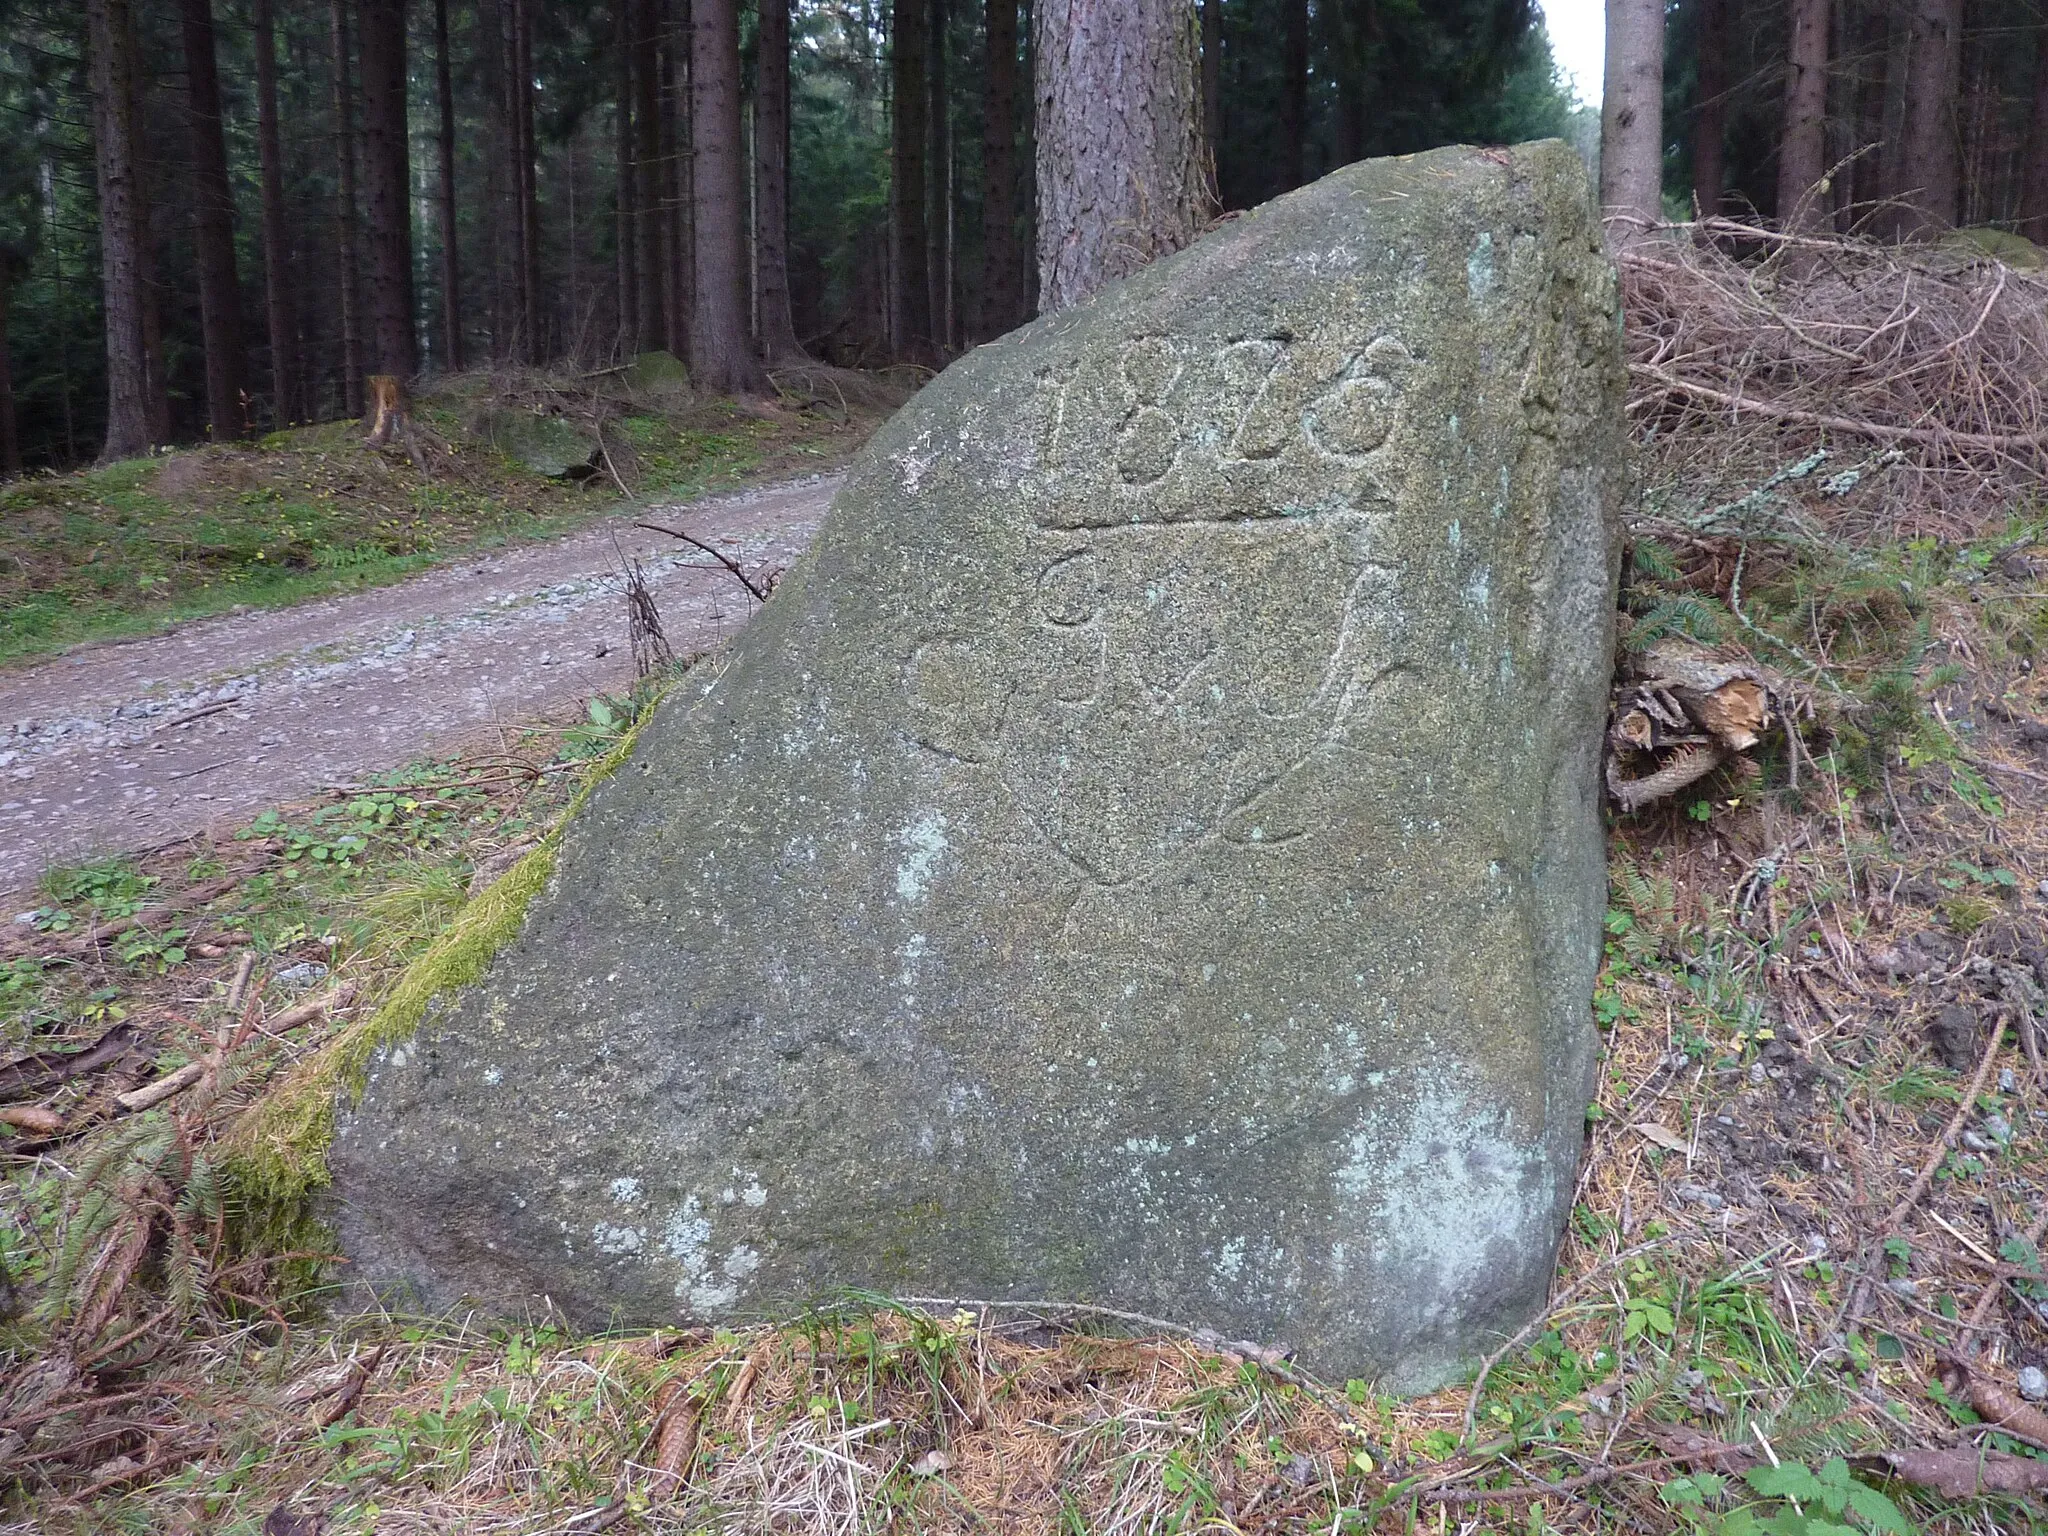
[1631,365,2048,455]
[1884,1021,2004,1230]
[266,983,357,1035]
[1852,1447,2048,1497]
[636,521,774,603]
[0,1022,139,1100]
[115,1061,205,1114]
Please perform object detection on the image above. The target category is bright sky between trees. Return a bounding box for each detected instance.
[1539,0,1605,107]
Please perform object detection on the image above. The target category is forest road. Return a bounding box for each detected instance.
[0,474,842,896]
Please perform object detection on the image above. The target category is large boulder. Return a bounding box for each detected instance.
[331,140,1625,1390]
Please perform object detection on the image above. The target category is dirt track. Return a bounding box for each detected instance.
[0,474,840,896]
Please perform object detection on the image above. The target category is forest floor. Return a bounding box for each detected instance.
[4,277,2048,1525]
[0,458,2042,1534]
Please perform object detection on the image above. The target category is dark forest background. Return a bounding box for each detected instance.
[11,1,2048,477]
[0,0,1578,472]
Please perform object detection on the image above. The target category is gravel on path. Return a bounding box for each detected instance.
[0,474,840,894]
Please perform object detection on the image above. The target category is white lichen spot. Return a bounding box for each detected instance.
[894,814,950,904]
[1217,1237,1246,1280]
[1467,231,1495,300]
[482,1066,503,1085]
[685,1278,738,1311]
[609,1176,642,1205]
[592,1222,645,1256]
[662,1198,712,1273]
[723,1244,762,1280]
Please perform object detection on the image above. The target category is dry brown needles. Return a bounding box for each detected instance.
[1622,218,2048,539]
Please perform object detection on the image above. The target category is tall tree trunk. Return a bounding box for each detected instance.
[2021,21,2048,242]
[689,0,770,393]
[893,0,933,357]
[1200,0,1220,192]
[1692,0,1727,216]
[86,0,156,460]
[1891,0,1962,237]
[180,0,248,440]
[130,12,170,445]
[1034,0,1207,314]
[667,2,693,356]
[254,0,297,421]
[358,0,417,378]
[633,0,666,349]
[514,0,542,355]
[615,0,640,352]
[1280,0,1307,191]
[1600,0,1666,234]
[1776,0,1830,229]
[659,2,685,354]
[434,0,463,370]
[754,0,805,360]
[980,0,1020,338]
[928,0,951,349]
[332,0,365,415]
[0,278,18,476]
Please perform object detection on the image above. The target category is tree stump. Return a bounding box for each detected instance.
[363,373,408,446]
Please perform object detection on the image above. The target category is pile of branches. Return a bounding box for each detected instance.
[1621,218,2048,538]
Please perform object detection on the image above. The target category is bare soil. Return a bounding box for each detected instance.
[0,474,839,895]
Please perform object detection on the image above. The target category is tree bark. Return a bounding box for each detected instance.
[615,0,640,353]
[659,2,687,354]
[2022,22,2048,242]
[0,277,18,476]
[929,0,951,349]
[1601,0,1666,235]
[688,0,770,393]
[892,0,933,357]
[633,0,666,350]
[1890,0,1962,238]
[331,0,365,415]
[1200,0,1220,191]
[1692,0,1728,216]
[1033,0,1208,314]
[1280,0,1307,191]
[1776,0,1830,230]
[358,0,417,379]
[86,0,156,460]
[979,0,1021,338]
[754,0,805,361]
[434,0,463,371]
[513,0,542,356]
[180,0,248,440]
[254,0,297,421]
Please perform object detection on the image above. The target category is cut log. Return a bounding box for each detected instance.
[1607,641,1776,809]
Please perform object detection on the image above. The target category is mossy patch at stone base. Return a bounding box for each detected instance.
[224,711,660,1239]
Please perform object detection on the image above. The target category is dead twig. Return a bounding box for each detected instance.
[635,521,773,603]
